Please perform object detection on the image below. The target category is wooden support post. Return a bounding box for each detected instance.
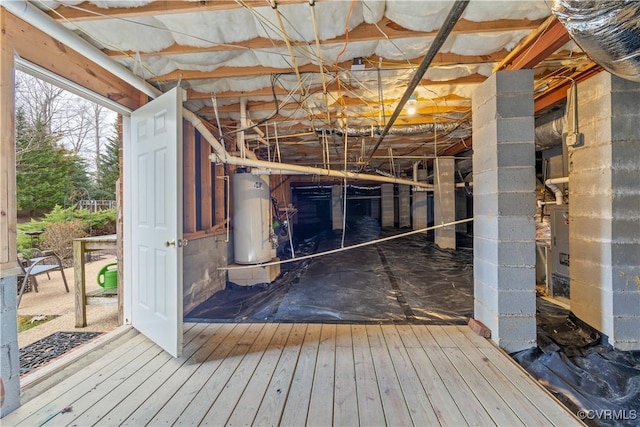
[0,7,17,274]
[214,164,225,226]
[74,239,87,327]
[200,136,212,229]
[183,121,196,233]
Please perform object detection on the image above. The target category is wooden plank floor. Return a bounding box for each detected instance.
[3,323,582,426]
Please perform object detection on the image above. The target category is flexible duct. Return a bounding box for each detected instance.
[316,123,459,137]
[552,1,640,82]
[535,108,565,149]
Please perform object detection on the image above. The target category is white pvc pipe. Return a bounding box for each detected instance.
[9,0,435,190]
[545,177,569,205]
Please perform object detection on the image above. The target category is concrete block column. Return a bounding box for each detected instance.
[398,185,410,228]
[381,184,394,227]
[331,185,343,230]
[434,158,456,249]
[472,70,537,353]
[1,276,20,416]
[412,169,428,230]
[570,73,640,350]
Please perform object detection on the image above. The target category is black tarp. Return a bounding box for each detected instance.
[513,298,640,427]
[185,217,474,324]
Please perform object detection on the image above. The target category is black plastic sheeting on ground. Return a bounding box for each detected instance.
[20,331,102,376]
[185,217,474,324]
[513,298,640,427]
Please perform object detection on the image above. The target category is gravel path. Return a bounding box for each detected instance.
[17,254,120,348]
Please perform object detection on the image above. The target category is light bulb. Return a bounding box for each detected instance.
[407,105,416,115]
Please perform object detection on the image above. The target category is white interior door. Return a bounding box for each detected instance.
[129,87,184,357]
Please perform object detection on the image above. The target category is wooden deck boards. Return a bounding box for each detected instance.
[4,323,581,426]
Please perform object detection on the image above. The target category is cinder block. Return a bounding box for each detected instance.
[612,291,640,316]
[496,117,535,143]
[474,215,535,240]
[474,141,535,172]
[611,316,640,342]
[0,277,17,311]
[496,315,537,342]
[474,192,535,217]
[497,266,536,289]
[496,93,534,119]
[495,337,537,353]
[495,69,534,94]
[498,290,536,316]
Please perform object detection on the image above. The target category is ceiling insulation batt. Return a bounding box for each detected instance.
[552,0,640,82]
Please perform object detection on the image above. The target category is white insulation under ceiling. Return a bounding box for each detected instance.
[33,0,585,171]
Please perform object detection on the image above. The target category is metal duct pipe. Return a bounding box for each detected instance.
[316,123,459,137]
[552,1,640,82]
[535,111,565,149]
[360,0,470,170]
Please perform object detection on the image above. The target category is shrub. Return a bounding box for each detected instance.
[41,220,87,263]
[17,205,116,257]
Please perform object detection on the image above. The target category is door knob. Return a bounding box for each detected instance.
[165,240,176,247]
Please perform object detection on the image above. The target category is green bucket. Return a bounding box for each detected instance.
[97,263,118,290]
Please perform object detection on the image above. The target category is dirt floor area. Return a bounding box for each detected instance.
[17,253,120,348]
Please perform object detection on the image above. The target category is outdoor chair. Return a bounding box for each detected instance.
[17,253,69,307]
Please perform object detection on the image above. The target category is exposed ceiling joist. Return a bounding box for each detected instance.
[47,0,313,21]
[496,16,570,71]
[5,11,142,110]
[103,17,544,59]
[153,52,502,82]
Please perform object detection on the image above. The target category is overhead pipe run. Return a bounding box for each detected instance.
[359,0,470,171]
[8,0,435,189]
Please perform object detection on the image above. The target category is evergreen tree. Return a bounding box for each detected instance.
[16,108,91,214]
[95,123,120,200]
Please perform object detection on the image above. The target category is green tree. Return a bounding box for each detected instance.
[16,108,91,214]
[94,124,120,200]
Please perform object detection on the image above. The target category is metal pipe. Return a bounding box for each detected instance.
[360,0,470,170]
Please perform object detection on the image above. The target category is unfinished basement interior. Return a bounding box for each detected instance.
[1,0,639,425]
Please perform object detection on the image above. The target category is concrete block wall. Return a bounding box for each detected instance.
[0,275,20,416]
[398,185,411,228]
[570,73,640,350]
[331,185,343,230]
[472,70,537,353]
[183,234,230,315]
[381,184,394,227]
[412,169,428,230]
[434,158,456,249]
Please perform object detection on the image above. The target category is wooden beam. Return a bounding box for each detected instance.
[4,11,143,111]
[0,7,18,271]
[497,16,570,71]
[48,0,314,21]
[534,63,602,112]
[154,51,505,82]
[183,121,197,234]
[188,74,486,100]
[200,136,213,230]
[105,18,543,59]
